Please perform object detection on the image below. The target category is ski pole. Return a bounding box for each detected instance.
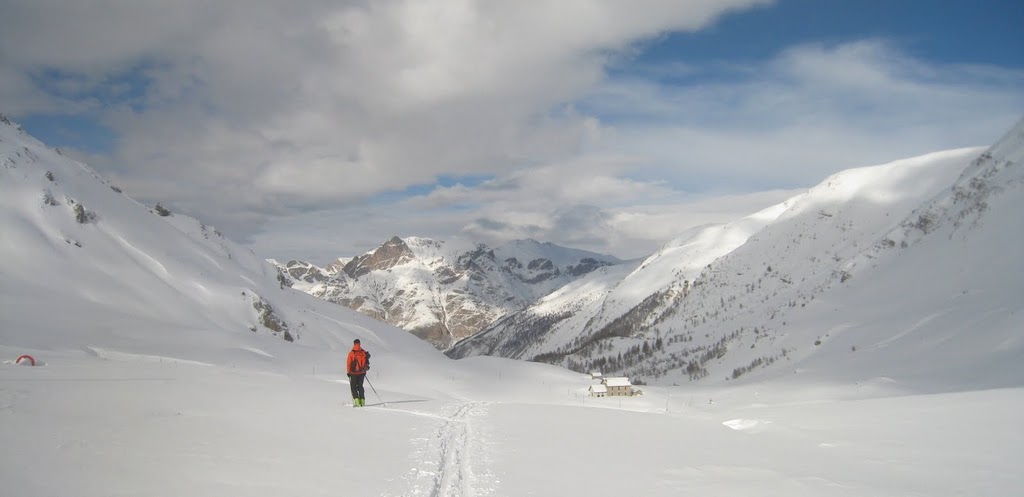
[365,375,385,405]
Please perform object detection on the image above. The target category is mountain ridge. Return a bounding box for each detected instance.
[4,110,1020,391]
[0,113,440,366]
[449,119,1023,389]
[2,111,1022,497]
[274,235,621,349]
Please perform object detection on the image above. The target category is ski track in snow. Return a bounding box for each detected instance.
[389,401,495,497]
[433,402,474,497]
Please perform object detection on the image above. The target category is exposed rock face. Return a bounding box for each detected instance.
[567,258,607,277]
[343,236,415,278]
[282,260,327,283]
[273,237,620,350]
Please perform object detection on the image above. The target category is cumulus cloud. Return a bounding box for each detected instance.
[3,1,1022,262]
[2,0,772,239]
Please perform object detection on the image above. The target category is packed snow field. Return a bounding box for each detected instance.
[2,116,1023,496]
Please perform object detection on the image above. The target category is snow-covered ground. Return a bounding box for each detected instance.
[2,115,1022,496]
[4,348,1021,496]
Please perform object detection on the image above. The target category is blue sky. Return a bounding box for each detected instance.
[2,0,1022,262]
[633,0,1024,67]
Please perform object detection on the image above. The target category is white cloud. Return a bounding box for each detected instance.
[248,184,801,263]
[2,0,768,193]
[3,2,1022,261]
[254,39,1022,262]
[583,40,1024,189]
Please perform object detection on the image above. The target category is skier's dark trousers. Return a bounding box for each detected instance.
[347,339,371,407]
[350,373,365,400]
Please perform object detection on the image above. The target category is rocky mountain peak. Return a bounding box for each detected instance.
[342,235,415,278]
[274,237,622,350]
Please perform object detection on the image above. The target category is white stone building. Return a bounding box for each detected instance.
[601,377,633,397]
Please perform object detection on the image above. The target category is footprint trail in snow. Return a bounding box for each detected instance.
[386,401,496,497]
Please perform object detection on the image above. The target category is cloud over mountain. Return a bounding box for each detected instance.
[3,1,1022,263]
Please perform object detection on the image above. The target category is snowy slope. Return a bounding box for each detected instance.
[0,113,440,371]
[450,201,791,360]
[2,114,1022,496]
[454,120,1024,394]
[782,118,1024,390]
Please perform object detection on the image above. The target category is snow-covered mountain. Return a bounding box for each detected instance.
[274,237,620,350]
[0,112,441,368]
[451,118,1024,391]
[3,112,1023,496]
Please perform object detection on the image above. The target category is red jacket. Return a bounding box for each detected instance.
[347,344,370,375]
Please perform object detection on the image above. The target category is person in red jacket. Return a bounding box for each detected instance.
[347,339,371,407]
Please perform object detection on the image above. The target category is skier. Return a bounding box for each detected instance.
[347,338,371,407]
